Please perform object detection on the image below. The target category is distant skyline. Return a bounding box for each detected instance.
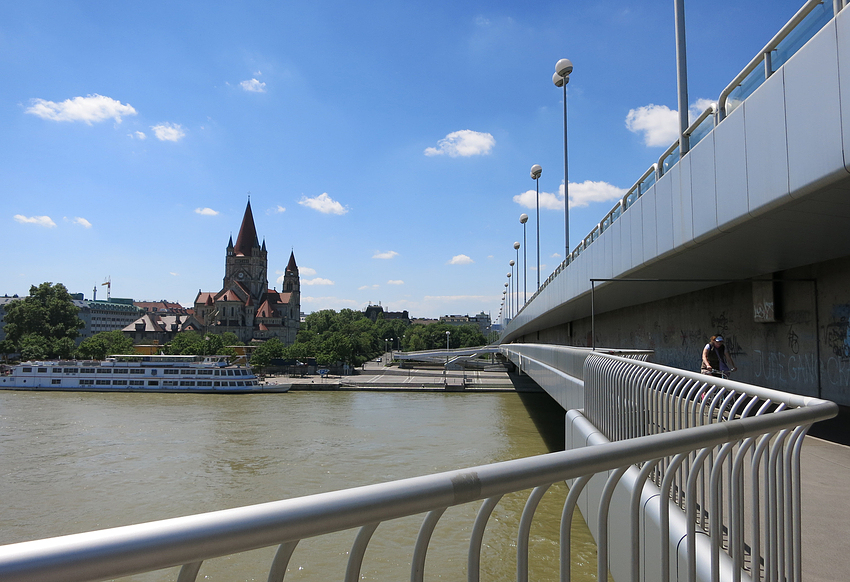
[1,1,806,319]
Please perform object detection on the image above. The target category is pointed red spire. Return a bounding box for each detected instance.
[286,250,298,273]
[234,200,259,257]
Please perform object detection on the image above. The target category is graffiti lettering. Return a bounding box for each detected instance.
[753,300,775,322]
[825,317,850,360]
[826,356,850,386]
[787,325,799,354]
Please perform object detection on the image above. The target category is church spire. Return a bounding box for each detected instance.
[233,200,259,257]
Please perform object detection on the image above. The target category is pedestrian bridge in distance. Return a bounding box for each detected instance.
[501,0,850,408]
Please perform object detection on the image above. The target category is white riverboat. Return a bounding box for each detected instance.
[0,354,281,393]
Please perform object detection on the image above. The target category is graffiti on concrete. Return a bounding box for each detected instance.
[709,312,731,336]
[825,316,850,359]
[787,325,800,354]
[826,356,850,386]
[753,349,817,386]
[753,300,775,322]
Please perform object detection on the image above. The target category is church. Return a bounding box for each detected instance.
[194,200,300,344]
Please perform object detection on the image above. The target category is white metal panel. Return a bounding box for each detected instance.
[654,171,675,259]
[835,6,850,171]
[785,20,848,197]
[673,154,695,249]
[627,197,645,271]
[744,67,791,216]
[641,187,658,265]
[713,106,750,231]
[600,219,615,281]
[689,132,719,242]
[609,214,628,278]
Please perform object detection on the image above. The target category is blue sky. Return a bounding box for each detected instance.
[1,0,807,320]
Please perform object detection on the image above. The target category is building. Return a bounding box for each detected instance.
[439,312,492,335]
[122,312,203,345]
[364,304,410,324]
[134,301,190,315]
[193,200,300,344]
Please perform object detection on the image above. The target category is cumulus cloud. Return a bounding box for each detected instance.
[195,207,219,216]
[303,277,334,286]
[267,205,286,214]
[514,180,626,211]
[299,267,317,276]
[387,280,404,285]
[14,214,56,227]
[359,284,380,290]
[170,272,179,276]
[26,94,137,124]
[129,131,146,140]
[72,217,92,228]
[425,130,495,157]
[373,250,399,259]
[625,98,715,147]
[151,122,186,142]
[513,189,562,210]
[240,78,267,93]
[298,193,348,215]
[448,254,474,265]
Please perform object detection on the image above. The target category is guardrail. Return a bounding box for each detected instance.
[509,0,839,327]
[0,353,835,582]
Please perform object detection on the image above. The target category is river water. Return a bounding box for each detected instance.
[0,390,598,581]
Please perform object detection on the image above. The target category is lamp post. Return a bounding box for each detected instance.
[513,242,520,310]
[508,263,514,320]
[520,214,528,303]
[504,283,509,321]
[553,59,573,260]
[530,164,542,290]
[445,330,451,384]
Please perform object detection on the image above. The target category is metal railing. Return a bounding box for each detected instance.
[508,0,839,328]
[0,353,836,582]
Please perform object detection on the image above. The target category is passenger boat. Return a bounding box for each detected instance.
[0,354,283,393]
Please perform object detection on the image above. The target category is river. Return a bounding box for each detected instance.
[0,390,598,581]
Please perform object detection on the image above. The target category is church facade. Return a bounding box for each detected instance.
[194,200,300,344]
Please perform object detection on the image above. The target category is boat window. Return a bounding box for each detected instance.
[130,380,144,386]
[130,369,145,374]
[38,367,47,373]
[97,369,111,374]
[147,381,159,386]
[63,368,76,373]
[22,368,32,373]
[52,379,61,385]
[112,380,127,385]
[96,380,111,385]
[53,368,62,373]
[114,369,129,374]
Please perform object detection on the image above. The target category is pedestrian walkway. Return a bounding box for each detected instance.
[801,435,850,582]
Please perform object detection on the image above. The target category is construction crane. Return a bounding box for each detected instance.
[101,277,111,300]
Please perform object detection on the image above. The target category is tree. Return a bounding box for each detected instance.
[3,283,84,359]
[77,330,136,360]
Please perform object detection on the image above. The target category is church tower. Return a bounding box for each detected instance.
[224,200,268,301]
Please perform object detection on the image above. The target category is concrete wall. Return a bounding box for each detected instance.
[529,256,850,406]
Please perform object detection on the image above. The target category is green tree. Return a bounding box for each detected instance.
[3,283,84,359]
[250,337,286,370]
[77,330,136,360]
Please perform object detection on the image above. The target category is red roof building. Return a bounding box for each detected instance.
[193,199,301,344]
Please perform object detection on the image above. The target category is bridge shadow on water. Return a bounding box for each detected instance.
[510,372,566,453]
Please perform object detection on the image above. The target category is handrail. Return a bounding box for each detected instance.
[717,0,827,119]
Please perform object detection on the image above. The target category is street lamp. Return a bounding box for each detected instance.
[513,242,520,311]
[530,164,542,290]
[520,214,528,303]
[554,58,573,260]
[508,263,514,321]
[504,280,510,321]
[445,330,451,384]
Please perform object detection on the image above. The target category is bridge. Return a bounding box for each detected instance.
[502,0,850,408]
[0,2,847,581]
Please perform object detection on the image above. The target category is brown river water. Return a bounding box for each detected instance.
[0,390,599,581]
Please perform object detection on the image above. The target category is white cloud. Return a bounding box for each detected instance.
[373,250,399,259]
[72,217,92,228]
[625,104,679,147]
[359,284,380,290]
[625,98,714,147]
[513,189,562,210]
[298,193,348,215]
[25,94,137,124]
[387,280,404,285]
[129,131,146,140]
[565,180,627,208]
[514,180,626,211]
[195,207,219,216]
[299,267,317,276]
[151,122,186,142]
[14,214,56,227]
[448,254,474,265]
[268,205,286,214]
[170,272,179,277]
[425,130,495,157]
[240,78,267,93]
[551,252,562,259]
[303,277,334,286]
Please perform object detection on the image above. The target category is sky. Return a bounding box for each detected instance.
[0,0,810,321]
